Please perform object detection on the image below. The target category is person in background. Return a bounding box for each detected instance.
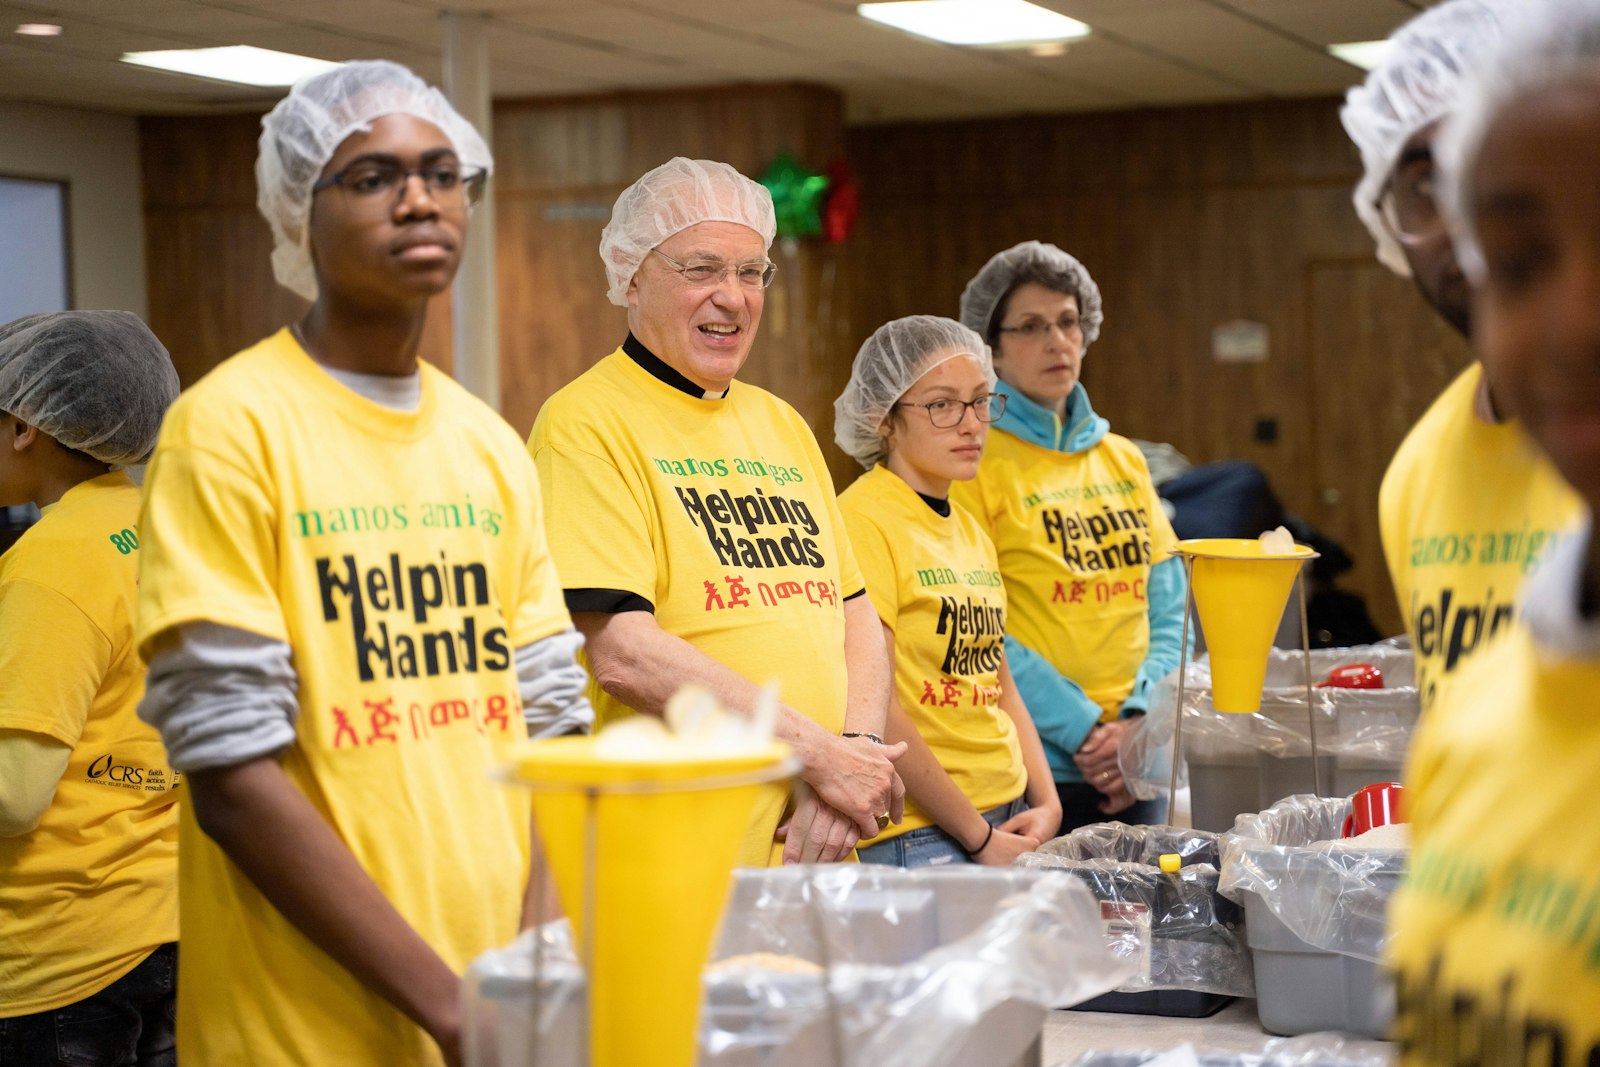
[835,315,1062,867]
[529,157,902,868]
[953,242,1186,831]
[1390,2,1600,1057]
[135,61,591,1067]
[0,311,181,1066]
[1341,0,1582,713]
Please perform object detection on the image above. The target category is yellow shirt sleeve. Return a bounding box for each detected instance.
[508,461,578,647]
[532,441,658,603]
[138,443,287,651]
[0,579,110,746]
[841,507,898,632]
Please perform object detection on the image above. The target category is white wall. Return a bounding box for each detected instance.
[0,101,146,317]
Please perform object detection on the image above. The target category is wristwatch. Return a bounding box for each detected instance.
[842,731,885,745]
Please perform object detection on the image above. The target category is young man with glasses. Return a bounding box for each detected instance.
[529,157,904,868]
[952,241,1186,832]
[1342,0,1582,714]
[135,61,591,1067]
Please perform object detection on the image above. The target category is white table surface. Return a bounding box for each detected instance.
[1038,999,1397,1065]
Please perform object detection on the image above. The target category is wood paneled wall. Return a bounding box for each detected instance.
[140,91,1464,635]
[842,98,1471,635]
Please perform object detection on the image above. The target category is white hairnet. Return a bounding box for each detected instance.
[599,157,777,306]
[0,310,178,466]
[834,315,994,470]
[1437,0,1600,284]
[257,59,492,302]
[1339,0,1515,276]
[958,240,1104,350]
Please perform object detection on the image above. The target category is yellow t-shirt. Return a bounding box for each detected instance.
[951,427,1178,717]
[1390,627,1600,1064]
[0,472,178,1016]
[529,347,864,868]
[840,466,1025,840]
[1380,364,1583,712]
[137,329,572,1067]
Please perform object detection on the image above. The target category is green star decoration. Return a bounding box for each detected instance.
[759,151,830,239]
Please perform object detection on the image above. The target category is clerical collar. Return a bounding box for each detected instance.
[622,333,730,401]
[917,492,951,517]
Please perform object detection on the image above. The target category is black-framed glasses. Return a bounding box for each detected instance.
[895,392,1007,428]
[650,248,777,289]
[998,315,1082,342]
[312,159,487,209]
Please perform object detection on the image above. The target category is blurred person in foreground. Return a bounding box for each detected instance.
[834,315,1061,867]
[0,311,180,1065]
[528,157,902,867]
[1342,0,1583,712]
[136,61,591,1066]
[953,242,1185,831]
[1390,3,1600,1059]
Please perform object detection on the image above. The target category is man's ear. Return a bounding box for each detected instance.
[6,416,37,453]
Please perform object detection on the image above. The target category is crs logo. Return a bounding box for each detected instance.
[88,753,144,785]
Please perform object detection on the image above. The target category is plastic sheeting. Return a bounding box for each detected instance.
[463,865,1135,1067]
[1015,823,1254,997]
[1218,794,1407,964]
[1121,644,1419,801]
[1064,1030,1395,1067]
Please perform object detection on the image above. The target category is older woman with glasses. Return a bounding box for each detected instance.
[835,316,1061,867]
[951,242,1188,832]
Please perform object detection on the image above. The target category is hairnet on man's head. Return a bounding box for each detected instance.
[1437,0,1600,284]
[958,241,1104,350]
[1339,0,1516,276]
[0,310,179,466]
[599,157,777,306]
[834,315,994,470]
[257,59,492,302]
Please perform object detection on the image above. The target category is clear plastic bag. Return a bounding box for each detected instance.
[464,865,1135,1067]
[1217,794,1406,963]
[1121,644,1419,802]
[1015,823,1254,997]
[1063,1030,1395,1067]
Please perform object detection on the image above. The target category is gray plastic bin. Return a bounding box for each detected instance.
[1125,645,1419,832]
[1218,795,1405,1039]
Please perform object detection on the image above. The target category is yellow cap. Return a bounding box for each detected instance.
[1159,853,1181,874]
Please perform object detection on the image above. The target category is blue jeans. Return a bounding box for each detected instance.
[0,942,176,1067]
[857,797,1028,868]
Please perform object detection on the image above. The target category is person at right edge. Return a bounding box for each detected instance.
[1341,0,1582,713]
[953,242,1186,832]
[1389,0,1600,1057]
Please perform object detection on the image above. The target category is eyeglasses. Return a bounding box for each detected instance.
[650,248,777,289]
[895,392,1007,429]
[312,159,487,210]
[1377,160,1444,245]
[998,315,1082,342]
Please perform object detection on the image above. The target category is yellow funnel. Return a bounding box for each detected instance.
[1179,538,1317,714]
[514,737,794,1067]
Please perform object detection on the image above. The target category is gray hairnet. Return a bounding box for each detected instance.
[0,310,179,466]
[834,315,994,470]
[257,59,493,302]
[958,240,1104,350]
[1339,0,1515,277]
[1437,0,1600,284]
[599,157,777,306]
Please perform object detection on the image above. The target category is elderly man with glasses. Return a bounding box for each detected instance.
[1342,0,1582,715]
[529,157,904,868]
